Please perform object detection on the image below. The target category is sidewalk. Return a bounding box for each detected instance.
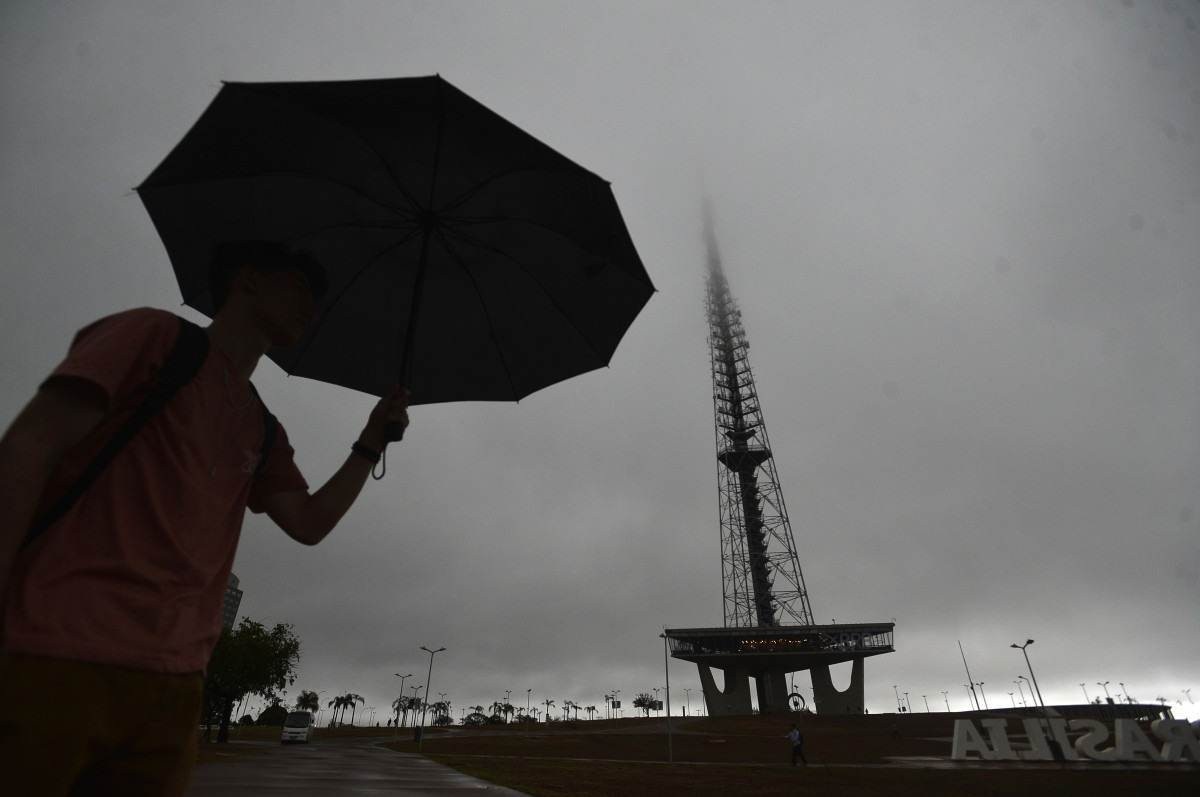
[187,737,529,796]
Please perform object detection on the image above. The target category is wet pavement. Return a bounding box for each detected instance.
[187,736,529,796]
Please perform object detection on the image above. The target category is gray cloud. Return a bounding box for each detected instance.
[2,0,1197,718]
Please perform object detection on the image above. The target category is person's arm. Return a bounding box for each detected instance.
[261,387,408,545]
[0,377,107,596]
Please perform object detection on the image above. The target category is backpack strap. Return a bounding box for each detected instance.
[247,382,277,476]
[23,316,210,549]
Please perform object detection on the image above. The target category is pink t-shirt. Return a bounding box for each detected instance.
[2,308,308,673]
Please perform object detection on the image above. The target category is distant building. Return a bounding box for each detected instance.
[222,572,243,630]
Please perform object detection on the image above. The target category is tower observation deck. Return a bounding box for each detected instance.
[665,210,893,715]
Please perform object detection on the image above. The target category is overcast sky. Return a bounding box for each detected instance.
[3,0,1198,721]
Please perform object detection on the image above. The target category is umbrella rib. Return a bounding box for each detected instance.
[286,220,418,246]
[437,165,552,215]
[140,171,416,220]
[440,226,607,365]
[447,215,625,269]
[433,229,520,401]
[230,82,426,213]
[284,226,425,376]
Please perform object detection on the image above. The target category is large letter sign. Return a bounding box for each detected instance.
[950,718,1199,763]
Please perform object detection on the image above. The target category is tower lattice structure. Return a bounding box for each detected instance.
[705,230,814,629]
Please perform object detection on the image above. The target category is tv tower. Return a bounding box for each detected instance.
[704,219,814,628]
[665,208,894,716]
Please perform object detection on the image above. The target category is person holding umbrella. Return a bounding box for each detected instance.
[0,240,410,794]
[0,73,652,795]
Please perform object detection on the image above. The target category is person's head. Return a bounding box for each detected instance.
[209,240,328,346]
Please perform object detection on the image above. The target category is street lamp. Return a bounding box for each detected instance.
[684,687,693,717]
[1014,680,1027,707]
[1010,640,1045,707]
[527,688,532,717]
[1079,682,1090,703]
[922,695,930,713]
[418,645,445,748]
[976,683,988,710]
[659,632,673,763]
[1097,681,1112,702]
[1184,689,1193,704]
[1118,682,1130,704]
[903,691,911,713]
[893,685,902,713]
[940,690,950,712]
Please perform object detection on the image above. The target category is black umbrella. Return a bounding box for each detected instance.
[136,76,653,409]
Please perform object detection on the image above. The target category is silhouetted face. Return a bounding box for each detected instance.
[240,266,317,347]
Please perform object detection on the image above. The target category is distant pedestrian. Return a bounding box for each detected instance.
[786,723,807,766]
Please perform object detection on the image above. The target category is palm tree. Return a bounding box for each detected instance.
[392,695,407,727]
[344,693,365,726]
[562,700,574,721]
[586,705,597,721]
[295,690,320,714]
[543,698,555,722]
[430,700,451,725]
[327,696,347,726]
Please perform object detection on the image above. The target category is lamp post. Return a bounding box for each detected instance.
[527,688,532,717]
[1079,683,1090,703]
[660,632,673,763]
[1014,680,1027,707]
[940,690,950,712]
[417,645,445,748]
[1010,640,1045,707]
[409,684,422,726]
[976,683,989,710]
[1118,683,1130,704]
[1184,689,1193,705]
[504,690,512,722]
[893,685,902,713]
[1097,681,1112,702]
[1017,675,1034,708]
[1008,692,1015,707]
[684,688,693,717]
[903,692,911,713]
[922,695,930,713]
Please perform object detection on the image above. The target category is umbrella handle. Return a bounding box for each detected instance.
[383,422,406,443]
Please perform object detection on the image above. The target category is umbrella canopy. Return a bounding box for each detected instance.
[137,76,653,405]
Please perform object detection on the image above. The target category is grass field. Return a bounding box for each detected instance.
[379,713,1200,796]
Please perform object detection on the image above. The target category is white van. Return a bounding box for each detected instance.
[281,711,314,744]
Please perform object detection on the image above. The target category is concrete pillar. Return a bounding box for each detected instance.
[755,669,791,714]
[697,664,753,716]
[811,657,865,715]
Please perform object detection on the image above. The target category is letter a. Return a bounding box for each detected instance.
[952,719,996,760]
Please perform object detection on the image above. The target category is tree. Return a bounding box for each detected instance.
[543,698,555,723]
[430,700,452,726]
[462,711,488,727]
[633,692,655,718]
[586,705,597,720]
[343,693,365,726]
[562,700,575,721]
[328,695,347,726]
[203,618,301,743]
[257,701,288,726]
[294,690,320,713]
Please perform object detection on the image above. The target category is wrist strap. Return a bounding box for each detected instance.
[351,441,382,464]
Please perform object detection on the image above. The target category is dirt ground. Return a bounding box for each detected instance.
[379,713,1200,796]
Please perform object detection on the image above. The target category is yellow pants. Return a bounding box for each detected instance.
[0,651,203,796]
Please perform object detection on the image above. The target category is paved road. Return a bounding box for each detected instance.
[187,737,528,796]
